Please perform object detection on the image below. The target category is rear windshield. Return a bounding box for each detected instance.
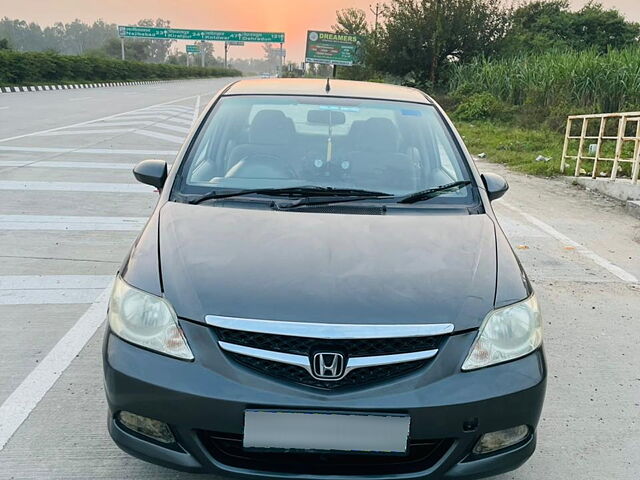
[174,95,474,203]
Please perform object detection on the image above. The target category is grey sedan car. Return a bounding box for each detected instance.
[103,78,546,479]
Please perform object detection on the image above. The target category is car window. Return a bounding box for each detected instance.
[175,95,473,203]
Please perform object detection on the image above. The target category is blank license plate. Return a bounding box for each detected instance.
[243,410,410,454]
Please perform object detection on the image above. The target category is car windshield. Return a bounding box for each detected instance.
[174,95,474,204]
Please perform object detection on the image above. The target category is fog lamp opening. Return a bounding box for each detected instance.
[472,425,529,455]
[117,411,175,444]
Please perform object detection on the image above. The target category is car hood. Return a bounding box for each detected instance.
[159,202,497,332]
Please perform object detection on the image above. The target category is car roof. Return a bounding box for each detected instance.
[223,78,431,104]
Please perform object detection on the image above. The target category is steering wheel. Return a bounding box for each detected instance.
[225,153,297,179]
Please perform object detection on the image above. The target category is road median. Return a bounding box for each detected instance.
[0,50,241,89]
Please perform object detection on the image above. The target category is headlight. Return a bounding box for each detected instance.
[462,294,542,371]
[108,276,193,360]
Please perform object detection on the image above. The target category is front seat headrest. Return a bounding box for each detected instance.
[249,110,295,145]
[354,117,400,153]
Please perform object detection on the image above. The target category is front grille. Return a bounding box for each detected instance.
[229,353,427,390]
[199,430,452,476]
[214,327,444,390]
[216,328,440,356]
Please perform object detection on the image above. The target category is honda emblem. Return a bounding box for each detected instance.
[312,352,346,380]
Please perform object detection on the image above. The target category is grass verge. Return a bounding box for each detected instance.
[454,120,565,176]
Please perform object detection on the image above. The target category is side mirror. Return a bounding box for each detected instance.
[482,173,509,201]
[133,159,167,190]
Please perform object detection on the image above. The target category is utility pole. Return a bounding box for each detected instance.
[279,42,284,74]
[120,38,125,60]
[370,3,381,41]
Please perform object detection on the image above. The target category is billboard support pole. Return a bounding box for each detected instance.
[120,38,125,61]
[201,41,205,67]
[280,42,284,72]
[332,65,337,78]
[224,42,228,69]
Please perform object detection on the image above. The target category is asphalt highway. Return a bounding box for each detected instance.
[0,79,638,479]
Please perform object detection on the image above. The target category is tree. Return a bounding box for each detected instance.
[376,0,510,84]
[103,37,150,61]
[262,43,283,72]
[331,8,377,81]
[0,38,10,50]
[200,42,218,66]
[0,18,47,51]
[497,1,640,56]
[136,18,174,62]
[168,52,187,66]
[332,8,369,36]
[570,2,640,51]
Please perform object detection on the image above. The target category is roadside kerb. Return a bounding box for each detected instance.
[1,79,196,94]
[560,176,640,219]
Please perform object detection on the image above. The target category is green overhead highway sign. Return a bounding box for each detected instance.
[118,26,284,43]
[186,45,200,53]
[305,31,360,66]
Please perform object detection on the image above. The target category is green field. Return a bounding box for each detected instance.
[445,47,640,178]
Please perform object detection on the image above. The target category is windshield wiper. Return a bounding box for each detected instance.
[189,186,392,205]
[276,193,395,210]
[397,181,472,204]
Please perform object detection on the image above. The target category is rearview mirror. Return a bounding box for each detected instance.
[133,159,168,190]
[307,109,346,126]
[481,173,509,201]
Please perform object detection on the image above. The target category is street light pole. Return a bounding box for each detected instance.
[370,3,381,42]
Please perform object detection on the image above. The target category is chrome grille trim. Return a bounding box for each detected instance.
[219,341,311,372]
[206,315,454,339]
[218,341,438,378]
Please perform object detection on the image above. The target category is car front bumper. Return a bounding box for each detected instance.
[103,321,547,480]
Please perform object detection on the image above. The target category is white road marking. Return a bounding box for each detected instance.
[0,93,206,144]
[192,95,201,126]
[148,106,192,114]
[37,128,134,136]
[502,202,639,283]
[496,216,547,238]
[0,146,177,155]
[0,275,112,290]
[152,122,190,134]
[0,215,147,231]
[0,274,112,305]
[134,129,185,144]
[0,282,113,450]
[0,289,105,305]
[161,117,192,126]
[86,121,154,127]
[108,114,173,121]
[0,160,136,169]
[151,110,192,116]
[0,180,153,193]
[68,96,93,101]
[0,106,9,110]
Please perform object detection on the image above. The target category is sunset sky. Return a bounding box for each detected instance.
[3,0,640,61]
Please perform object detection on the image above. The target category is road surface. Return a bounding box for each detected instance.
[0,79,638,479]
